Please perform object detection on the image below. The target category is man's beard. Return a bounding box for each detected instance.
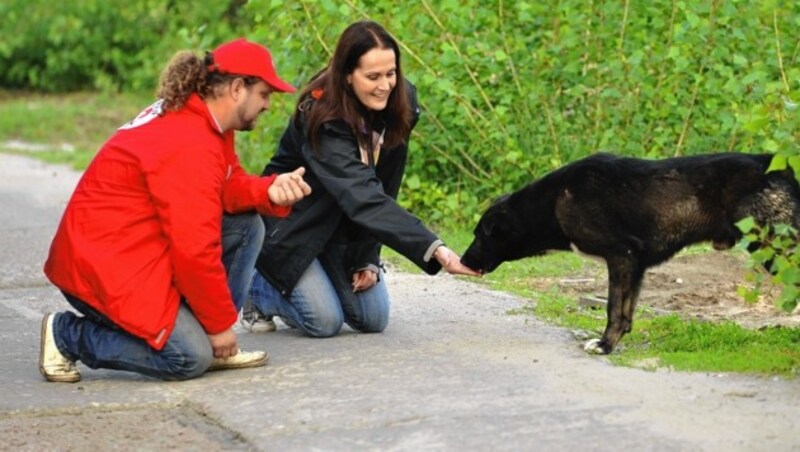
[237,104,259,131]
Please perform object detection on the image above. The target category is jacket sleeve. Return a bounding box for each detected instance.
[144,143,237,335]
[345,237,381,276]
[301,122,442,275]
[220,134,292,217]
[346,143,410,272]
[346,80,423,273]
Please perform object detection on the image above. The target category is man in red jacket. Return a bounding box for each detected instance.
[40,38,311,382]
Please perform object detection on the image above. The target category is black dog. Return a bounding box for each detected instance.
[461,153,800,354]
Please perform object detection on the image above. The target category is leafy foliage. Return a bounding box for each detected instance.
[737,219,799,312]
[0,0,251,92]
[4,1,799,217]
[236,0,800,226]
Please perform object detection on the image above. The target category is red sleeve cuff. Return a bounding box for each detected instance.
[256,174,293,218]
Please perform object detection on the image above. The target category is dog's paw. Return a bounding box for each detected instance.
[583,338,608,355]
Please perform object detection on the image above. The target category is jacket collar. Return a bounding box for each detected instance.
[185,93,224,135]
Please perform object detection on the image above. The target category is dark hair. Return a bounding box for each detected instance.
[157,50,260,111]
[295,21,412,151]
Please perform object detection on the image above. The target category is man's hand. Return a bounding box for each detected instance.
[268,167,312,206]
[351,269,378,292]
[434,246,481,276]
[207,328,238,358]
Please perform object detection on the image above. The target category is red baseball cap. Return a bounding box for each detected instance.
[210,38,296,93]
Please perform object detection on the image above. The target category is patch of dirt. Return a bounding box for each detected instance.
[554,251,800,329]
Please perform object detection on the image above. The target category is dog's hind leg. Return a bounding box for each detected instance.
[584,257,642,355]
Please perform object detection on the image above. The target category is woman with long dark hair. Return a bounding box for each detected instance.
[243,21,478,337]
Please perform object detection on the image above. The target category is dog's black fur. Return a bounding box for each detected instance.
[461,153,800,354]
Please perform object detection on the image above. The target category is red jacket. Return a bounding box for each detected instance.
[44,94,289,350]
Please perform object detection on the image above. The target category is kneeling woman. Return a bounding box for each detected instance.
[244,20,478,337]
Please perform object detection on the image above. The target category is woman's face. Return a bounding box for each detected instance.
[347,47,397,111]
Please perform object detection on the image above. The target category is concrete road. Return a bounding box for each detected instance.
[0,153,797,451]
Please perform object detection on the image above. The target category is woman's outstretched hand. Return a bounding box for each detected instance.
[434,246,481,276]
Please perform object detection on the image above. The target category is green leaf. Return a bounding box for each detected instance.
[736,217,756,233]
[787,156,800,174]
[732,54,748,66]
[763,139,779,152]
[741,115,770,133]
[777,286,799,312]
[686,12,701,28]
[775,267,800,285]
[767,154,787,171]
[773,223,794,236]
[405,174,421,190]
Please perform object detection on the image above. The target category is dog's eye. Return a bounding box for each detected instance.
[482,217,508,238]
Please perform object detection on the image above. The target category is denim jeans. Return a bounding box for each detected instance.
[52,213,265,381]
[250,256,390,338]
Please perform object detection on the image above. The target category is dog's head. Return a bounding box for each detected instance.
[461,195,531,274]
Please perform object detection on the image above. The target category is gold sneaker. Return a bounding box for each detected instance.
[207,349,268,372]
[39,313,81,383]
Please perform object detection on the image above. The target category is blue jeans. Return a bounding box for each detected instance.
[250,257,390,338]
[52,213,265,381]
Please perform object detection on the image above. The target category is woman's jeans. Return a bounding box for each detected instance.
[250,254,390,338]
[51,213,265,381]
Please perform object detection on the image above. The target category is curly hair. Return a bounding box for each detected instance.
[157,51,260,111]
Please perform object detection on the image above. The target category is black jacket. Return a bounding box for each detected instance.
[256,82,442,296]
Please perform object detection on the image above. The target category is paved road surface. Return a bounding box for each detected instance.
[0,154,797,451]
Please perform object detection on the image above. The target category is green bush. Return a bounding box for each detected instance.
[4,1,798,226]
[234,0,800,227]
[738,219,800,313]
[0,0,251,92]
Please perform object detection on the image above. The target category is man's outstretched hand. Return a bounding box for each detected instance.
[268,167,312,206]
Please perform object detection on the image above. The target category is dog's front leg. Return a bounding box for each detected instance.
[621,267,645,334]
[584,257,638,354]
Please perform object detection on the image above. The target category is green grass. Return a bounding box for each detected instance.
[385,232,800,378]
[4,90,798,378]
[0,90,151,169]
[615,316,800,374]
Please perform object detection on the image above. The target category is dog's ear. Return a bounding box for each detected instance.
[481,203,510,237]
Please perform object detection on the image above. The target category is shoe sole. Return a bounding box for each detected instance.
[39,314,81,383]
[243,321,277,333]
[207,352,269,372]
[239,311,277,333]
